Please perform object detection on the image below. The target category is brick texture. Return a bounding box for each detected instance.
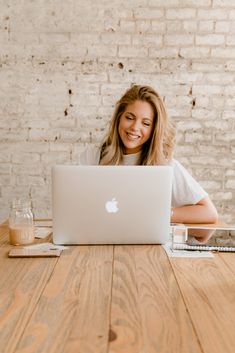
[0,0,235,223]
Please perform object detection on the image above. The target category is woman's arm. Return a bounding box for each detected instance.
[171,195,218,224]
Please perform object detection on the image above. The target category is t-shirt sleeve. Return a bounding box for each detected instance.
[78,144,101,165]
[171,159,208,207]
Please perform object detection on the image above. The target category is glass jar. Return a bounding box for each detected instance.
[9,199,35,245]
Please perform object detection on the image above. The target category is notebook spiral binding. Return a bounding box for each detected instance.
[173,243,235,252]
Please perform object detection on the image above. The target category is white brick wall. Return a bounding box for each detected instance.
[0,0,235,223]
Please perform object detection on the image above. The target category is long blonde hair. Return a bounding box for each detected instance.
[100,85,175,165]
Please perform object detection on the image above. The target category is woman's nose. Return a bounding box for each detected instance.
[130,120,141,130]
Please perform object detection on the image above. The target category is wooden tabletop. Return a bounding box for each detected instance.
[0,222,235,353]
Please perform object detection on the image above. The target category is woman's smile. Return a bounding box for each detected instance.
[126,132,140,140]
[118,100,154,154]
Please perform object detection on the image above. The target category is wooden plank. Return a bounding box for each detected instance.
[109,245,202,353]
[14,245,113,353]
[170,254,235,353]
[108,245,143,353]
[0,247,58,353]
[219,253,235,276]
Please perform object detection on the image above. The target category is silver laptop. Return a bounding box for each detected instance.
[52,165,173,245]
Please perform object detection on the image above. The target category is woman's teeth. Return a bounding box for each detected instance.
[127,133,139,140]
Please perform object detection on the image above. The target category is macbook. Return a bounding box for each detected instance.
[52,165,173,245]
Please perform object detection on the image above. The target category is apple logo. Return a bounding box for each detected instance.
[105,198,119,213]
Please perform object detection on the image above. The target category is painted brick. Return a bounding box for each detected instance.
[192,62,225,71]
[192,85,222,95]
[185,132,213,143]
[166,21,182,33]
[182,21,197,32]
[197,9,228,20]
[149,47,178,58]
[87,44,118,57]
[16,175,45,186]
[215,132,235,142]
[133,8,164,19]
[165,34,194,46]
[215,21,231,32]
[196,34,225,46]
[212,47,235,58]
[175,145,197,156]
[222,110,235,119]
[176,121,202,131]
[210,96,226,109]
[0,1,235,223]
[194,96,210,107]
[213,0,235,6]
[226,169,235,177]
[166,9,196,20]
[151,21,166,33]
[228,19,235,32]
[179,47,210,58]
[39,33,70,44]
[132,34,162,46]
[197,144,230,156]
[192,109,220,120]
[120,20,135,32]
[226,35,235,45]
[148,0,179,5]
[0,175,16,186]
[200,181,222,190]
[203,73,234,84]
[101,33,131,45]
[225,97,235,107]
[0,164,11,174]
[160,59,188,72]
[213,192,233,200]
[198,21,214,32]
[230,10,235,19]
[70,33,101,46]
[181,0,211,5]
[118,45,148,58]
[225,180,235,189]
[41,151,70,164]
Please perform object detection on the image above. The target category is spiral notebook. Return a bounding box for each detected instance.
[172,226,235,252]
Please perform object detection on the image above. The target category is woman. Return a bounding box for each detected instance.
[79,85,218,224]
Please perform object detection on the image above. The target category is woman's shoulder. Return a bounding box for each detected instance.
[168,158,184,170]
[169,158,208,207]
[78,144,101,165]
[168,158,197,183]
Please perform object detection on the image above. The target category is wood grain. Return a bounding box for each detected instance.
[219,252,235,276]
[108,245,143,353]
[1,222,235,353]
[109,245,202,353]
[63,245,113,353]
[170,254,235,353]
[0,246,58,353]
[14,245,113,353]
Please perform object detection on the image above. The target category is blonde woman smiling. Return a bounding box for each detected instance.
[79,85,218,224]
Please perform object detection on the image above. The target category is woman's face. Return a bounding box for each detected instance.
[118,100,155,154]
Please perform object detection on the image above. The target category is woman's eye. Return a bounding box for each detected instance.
[143,122,151,127]
[126,115,133,120]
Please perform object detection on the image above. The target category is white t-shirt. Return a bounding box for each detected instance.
[78,144,208,208]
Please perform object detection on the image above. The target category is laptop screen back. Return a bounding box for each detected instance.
[52,165,173,245]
